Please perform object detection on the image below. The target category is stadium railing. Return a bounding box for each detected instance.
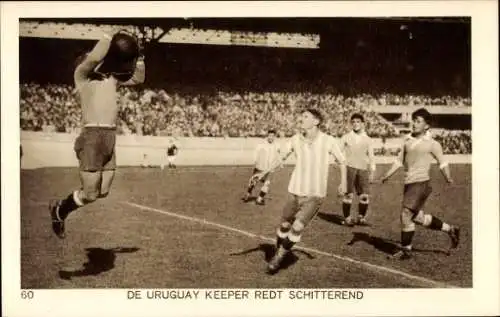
[20,131,471,170]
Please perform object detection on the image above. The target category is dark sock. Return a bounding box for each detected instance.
[342,202,351,218]
[358,203,368,217]
[281,237,295,251]
[247,185,255,195]
[428,216,444,231]
[58,192,80,220]
[276,236,285,248]
[401,231,415,248]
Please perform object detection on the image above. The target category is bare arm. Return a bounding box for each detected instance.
[368,138,376,175]
[431,140,453,183]
[254,144,263,166]
[74,34,112,84]
[264,148,294,175]
[338,134,347,154]
[253,139,294,178]
[380,144,404,183]
[331,138,348,193]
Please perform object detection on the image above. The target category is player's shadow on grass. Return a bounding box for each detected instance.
[242,196,258,202]
[58,247,139,280]
[317,212,345,226]
[229,243,315,271]
[347,232,450,256]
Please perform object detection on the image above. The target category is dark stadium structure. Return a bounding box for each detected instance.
[20,18,470,96]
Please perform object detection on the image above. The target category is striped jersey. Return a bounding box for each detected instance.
[255,141,281,171]
[399,132,446,184]
[282,131,345,198]
[340,130,375,170]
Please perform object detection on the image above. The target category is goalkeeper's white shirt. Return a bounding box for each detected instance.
[255,140,282,171]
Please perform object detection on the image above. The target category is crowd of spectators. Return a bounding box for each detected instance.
[20,83,81,133]
[20,83,471,154]
[20,83,399,137]
[433,130,472,155]
[364,93,471,107]
[372,130,472,156]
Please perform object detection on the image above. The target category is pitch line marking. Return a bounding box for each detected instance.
[124,201,457,288]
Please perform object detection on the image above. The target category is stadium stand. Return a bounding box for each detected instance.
[19,19,472,155]
[20,83,471,154]
[20,83,396,136]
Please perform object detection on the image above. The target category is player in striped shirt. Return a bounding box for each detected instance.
[242,129,281,205]
[49,31,145,239]
[339,113,376,226]
[377,108,460,260]
[251,109,347,274]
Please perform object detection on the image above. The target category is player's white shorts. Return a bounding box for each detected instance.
[161,155,177,169]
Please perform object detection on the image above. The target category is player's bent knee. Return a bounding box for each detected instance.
[276,222,291,238]
[285,220,305,244]
[343,193,354,204]
[287,229,302,244]
[279,222,291,233]
[291,219,305,233]
[401,208,415,231]
[280,221,291,229]
[261,181,270,193]
[82,191,99,203]
[412,210,424,225]
[412,210,432,226]
[359,194,370,204]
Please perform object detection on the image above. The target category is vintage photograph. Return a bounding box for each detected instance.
[18,16,474,290]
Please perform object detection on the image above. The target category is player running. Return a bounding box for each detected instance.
[49,30,145,239]
[376,108,460,260]
[251,109,347,274]
[339,113,376,226]
[242,129,281,205]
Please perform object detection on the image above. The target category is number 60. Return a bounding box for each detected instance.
[21,290,34,299]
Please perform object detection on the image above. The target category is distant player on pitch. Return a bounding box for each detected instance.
[242,129,281,205]
[162,139,179,170]
[339,113,376,226]
[49,31,145,239]
[376,108,460,260]
[251,109,347,274]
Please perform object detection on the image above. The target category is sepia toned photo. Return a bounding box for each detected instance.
[19,16,472,289]
[2,1,499,317]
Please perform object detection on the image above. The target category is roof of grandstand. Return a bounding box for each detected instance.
[21,17,470,35]
[19,18,471,96]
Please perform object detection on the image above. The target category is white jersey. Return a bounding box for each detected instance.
[283,131,345,198]
[255,141,282,171]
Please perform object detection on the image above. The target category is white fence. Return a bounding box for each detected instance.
[20,131,471,169]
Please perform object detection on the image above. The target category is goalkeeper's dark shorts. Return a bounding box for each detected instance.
[74,127,116,172]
